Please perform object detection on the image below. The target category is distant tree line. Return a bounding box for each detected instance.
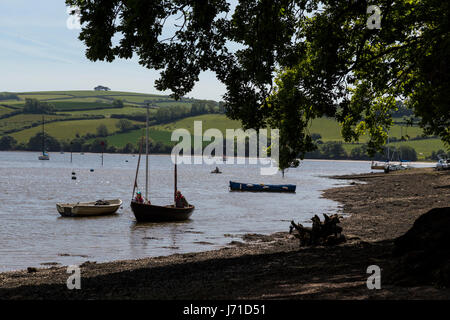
[391,101,414,118]
[0,93,19,101]
[94,119,140,138]
[1,132,447,161]
[23,99,55,114]
[110,101,222,124]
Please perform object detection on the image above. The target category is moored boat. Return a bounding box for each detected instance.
[38,115,50,160]
[210,166,222,174]
[131,202,194,222]
[229,181,296,193]
[56,199,122,217]
[130,105,194,222]
[38,152,49,160]
[371,161,387,170]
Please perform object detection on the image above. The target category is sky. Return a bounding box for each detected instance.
[0,0,226,100]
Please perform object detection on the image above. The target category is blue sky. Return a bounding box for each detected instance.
[0,0,226,100]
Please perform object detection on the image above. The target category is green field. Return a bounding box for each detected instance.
[153,114,242,133]
[10,118,137,142]
[5,91,194,110]
[57,106,150,117]
[0,100,24,107]
[105,128,174,148]
[308,117,425,142]
[17,94,74,100]
[388,139,446,158]
[103,114,242,148]
[0,106,16,116]
[1,90,447,159]
[0,114,70,133]
[49,101,119,111]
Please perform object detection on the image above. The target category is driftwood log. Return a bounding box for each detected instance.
[289,214,346,246]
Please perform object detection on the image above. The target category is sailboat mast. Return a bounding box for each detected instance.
[174,154,177,204]
[145,104,149,201]
[42,115,45,154]
[132,137,143,200]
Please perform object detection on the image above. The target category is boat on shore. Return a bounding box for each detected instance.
[371,160,410,172]
[229,181,296,193]
[130,105,194,222]
[436,156,449,171]
[56,199,122,217]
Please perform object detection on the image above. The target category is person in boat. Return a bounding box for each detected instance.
[212,166,221,173]
[175,190,189,208]
[135,191,144,204]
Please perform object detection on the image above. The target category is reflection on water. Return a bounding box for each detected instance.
[0,151,431,271]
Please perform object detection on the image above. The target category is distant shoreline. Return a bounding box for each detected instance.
[0,150,437,163]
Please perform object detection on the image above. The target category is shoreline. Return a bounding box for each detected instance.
[0,150,437,163]
[1,167,449,299]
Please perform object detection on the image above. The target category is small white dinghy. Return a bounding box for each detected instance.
[56,199,122,217]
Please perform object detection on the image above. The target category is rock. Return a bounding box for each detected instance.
[242,233,272,242]
[81,261,96,267]
[229,241,245,246]
[27,267,37,273]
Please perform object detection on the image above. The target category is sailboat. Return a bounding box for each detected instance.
[38,115,49,160]
[130,105,195,222]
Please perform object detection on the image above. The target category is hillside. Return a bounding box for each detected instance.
[0,90,447,160]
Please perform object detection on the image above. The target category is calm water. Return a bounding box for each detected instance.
[0,151,431,271]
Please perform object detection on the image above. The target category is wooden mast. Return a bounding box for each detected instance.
[145,104,149,202]
[174,154,177,204]
[42,115,45,155]
[132,137,143,200]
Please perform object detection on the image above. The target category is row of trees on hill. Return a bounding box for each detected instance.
[0,133,172,154]
[306,136,419,161]
[2,132,446,161]
[111,101,223,124]
[23,99,55,114]
[0,93,19,101]
[95,119,140,138]
[20,98,124,114]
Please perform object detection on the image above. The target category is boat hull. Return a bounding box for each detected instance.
[131,201,194,222]
[57,199,122,217]
[229,181,296,193]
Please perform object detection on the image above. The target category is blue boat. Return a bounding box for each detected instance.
[229,181,296,193]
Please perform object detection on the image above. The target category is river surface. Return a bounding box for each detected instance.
[0,151,432,271]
